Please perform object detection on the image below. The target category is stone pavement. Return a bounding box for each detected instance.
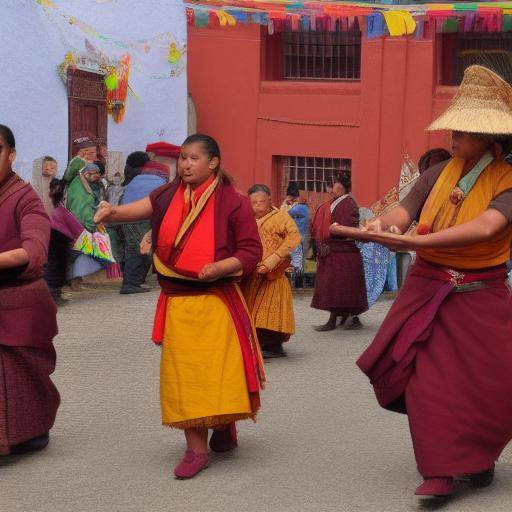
[1,289,511,512]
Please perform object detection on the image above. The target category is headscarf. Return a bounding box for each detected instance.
[31,157,54,214]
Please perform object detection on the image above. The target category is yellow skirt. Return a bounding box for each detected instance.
[160,293,253,429]
[243,273,295,335]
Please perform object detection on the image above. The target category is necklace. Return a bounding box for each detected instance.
[449,152,493,205]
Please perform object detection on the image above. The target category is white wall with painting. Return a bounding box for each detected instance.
[0,0,187,179]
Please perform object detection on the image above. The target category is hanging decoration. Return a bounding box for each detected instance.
[35,0,187,80]
[107,54,131,124]
[184,1,512,39]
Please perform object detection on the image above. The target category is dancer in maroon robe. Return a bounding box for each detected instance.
[331,66,512,499]
[311,174,368,331]
[0,125,60,455]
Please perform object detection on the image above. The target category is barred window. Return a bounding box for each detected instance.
[282,25,361,80]
[278,156,352,196]
[439,32,512,86]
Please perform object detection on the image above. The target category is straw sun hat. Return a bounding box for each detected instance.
[427,65,512,134]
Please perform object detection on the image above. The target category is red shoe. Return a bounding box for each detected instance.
[174,449,209,479]
[209,423,238,453]
[415,477,454,497]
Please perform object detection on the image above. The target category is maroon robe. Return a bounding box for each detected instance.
[0,173,60,454]
[311,196,368,315]
[358,257,512,477]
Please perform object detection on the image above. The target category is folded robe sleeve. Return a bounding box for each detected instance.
[16,187,51,281]
[274,212,301,259]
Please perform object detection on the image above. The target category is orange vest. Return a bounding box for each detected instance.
[418,157,512,269]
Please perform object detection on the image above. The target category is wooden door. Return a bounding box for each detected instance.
[67,69,107,160]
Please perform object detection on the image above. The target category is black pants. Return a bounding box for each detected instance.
[44,230,72,300]
[121,222,151,290]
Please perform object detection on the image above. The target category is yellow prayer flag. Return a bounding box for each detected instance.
[383,11,417,37]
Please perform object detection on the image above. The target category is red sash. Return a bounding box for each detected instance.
[155,177,216,277]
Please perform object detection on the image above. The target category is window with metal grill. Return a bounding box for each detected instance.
[277,23,361,81]
[278,156,352,196]
[439,32,512,86]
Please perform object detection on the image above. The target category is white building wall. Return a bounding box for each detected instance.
[0,0,187,179]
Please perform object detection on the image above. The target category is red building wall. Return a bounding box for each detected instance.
[187,24,455,206]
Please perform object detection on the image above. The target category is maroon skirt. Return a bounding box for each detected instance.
[311,248,368,316]
[0,345,60,455]
[358,258,512,477]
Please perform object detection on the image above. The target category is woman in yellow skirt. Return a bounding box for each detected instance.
[95,134,265,479]
[243,184,301,358]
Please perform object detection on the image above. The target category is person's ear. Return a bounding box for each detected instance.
[209,156,219,170]
[9,149,16,165]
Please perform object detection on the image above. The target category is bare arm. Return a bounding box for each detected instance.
[363,205,412,233]
[330,208,509,251]
[94,197,153,224]
[0,248,29,270]
[413,208,508,249]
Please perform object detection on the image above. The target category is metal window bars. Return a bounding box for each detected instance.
[282,21,362,81]
[447,33,512,85]
[281,156,352,195]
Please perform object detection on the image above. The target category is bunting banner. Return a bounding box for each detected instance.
[185,1,512,38]
[36,0,187,79]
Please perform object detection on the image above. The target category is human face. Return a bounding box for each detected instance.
[250,191,272,218]
[332,182,346,198]
[99,145,108,159]
[84,170,100,183]
[178,142,218,188]
[42,160,57,178]
[0,135,15,182]
[451,132,489,161]
[79,146,98,163]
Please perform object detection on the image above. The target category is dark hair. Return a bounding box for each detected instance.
[43,155,56,164]
[94,159,106,176]
[182,134,221,167]
[286,182,300,197]
[126,151,150,169]
[476,134,512,159]
[0,124,15,149]
[248,184,271,196]
[181,133,234,183]
[334,171,352,192]
[49,178,66,208]
[418,148,452,174]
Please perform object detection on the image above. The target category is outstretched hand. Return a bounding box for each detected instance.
[329,223,424,252]
[94,201,115,224]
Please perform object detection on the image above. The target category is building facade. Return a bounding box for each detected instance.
[188,23,503,206]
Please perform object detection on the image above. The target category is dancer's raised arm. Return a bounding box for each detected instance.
[94,197,153,224]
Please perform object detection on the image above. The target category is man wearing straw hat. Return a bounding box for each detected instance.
[330,65,512,499]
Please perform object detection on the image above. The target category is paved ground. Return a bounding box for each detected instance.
[1,286,511,512]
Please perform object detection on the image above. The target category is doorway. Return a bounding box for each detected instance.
[67,68,107,160]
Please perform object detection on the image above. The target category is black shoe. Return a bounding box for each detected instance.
[468,466,495,488]
[344,316,363,330]
[262,347,287,359]
[55,296,69,307]
[10,433,50,455]
[120,286,151,295]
